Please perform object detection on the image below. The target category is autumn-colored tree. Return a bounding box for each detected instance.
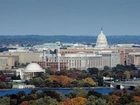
[29,100,37,105]
[81,77,96,86]
[30,93,38,100]
[58,75,72,86]
[62,97,87,105]
[107,95,120,105]
[126,102,140,105]
[133,96,140,102]
[20,101,29,105]
[48,75,72,86]
[124,71,131,80]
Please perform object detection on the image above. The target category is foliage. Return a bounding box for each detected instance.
[44,90,64,102]
[133,96,140,102]
[20,101,29,105]
[124,71,131,80]
[106,95,120,105]
[104,66,111,71]
[62,97,87,105]
[30,77,45,87]
[48,75,72,86]
[0,97,10,105]
[87,67,99,76]
[66,88,88,99]
[87,95,96,105]
[81,77,96,86]
[0,82,12,89]
[36,96,59,105]
[95,98,107,105]
[118,94,134,105]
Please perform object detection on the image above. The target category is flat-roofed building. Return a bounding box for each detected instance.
[11,51,42,64]
[0,53,19,70]
[60,53,102,70]
[99,51,120,68]
[129,52,140,67]
[42,50,121,70]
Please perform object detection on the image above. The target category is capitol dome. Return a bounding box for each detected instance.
[95,29,109,48]
[24,63,45,72]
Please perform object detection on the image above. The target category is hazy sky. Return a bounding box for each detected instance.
[0,0,140,35]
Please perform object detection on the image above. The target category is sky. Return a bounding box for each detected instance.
[0,0,140,35]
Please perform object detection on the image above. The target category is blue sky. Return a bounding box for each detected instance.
[0,0,140,35]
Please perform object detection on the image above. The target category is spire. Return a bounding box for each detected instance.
[101,27,103,31]
[100,27,103,34]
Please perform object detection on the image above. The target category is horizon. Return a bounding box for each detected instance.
[0,34,140,36]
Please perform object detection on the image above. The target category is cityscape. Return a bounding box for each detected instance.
[0,0,140,105]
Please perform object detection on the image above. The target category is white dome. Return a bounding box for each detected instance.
[95,30,108,48]
[24,63,45,72]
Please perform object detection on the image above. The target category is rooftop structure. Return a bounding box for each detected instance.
[95,29,109,49]
[24,63,45,72]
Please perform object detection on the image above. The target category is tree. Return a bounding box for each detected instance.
[97,76,104,86]
[118,94,134,105]
[133,96,140,102]
[62,97,87,105]
[81,77,96,86]
[104,66,111,71]
[0,97,10,105]
[20,101,29,105]
[102,70,112,77]
[30,77,45,87]
[87,90,102,98]
[87,95,96,105]
[133,88,140,96]
[124,71,131,80]
[48,75,72,87]
[43,96,59,105]
[44,90,64,102]
[29,96,59,105]
[95,98,107,105]
[116,64,125,71]
[29,100,37,105]
[87,67,99,76]
[106,95,120,105]
[126,102,140,105]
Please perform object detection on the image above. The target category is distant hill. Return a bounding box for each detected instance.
[0,35,139,46]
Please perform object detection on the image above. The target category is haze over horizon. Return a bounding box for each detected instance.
[0,0,140,36]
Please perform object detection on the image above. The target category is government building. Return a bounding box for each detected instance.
[36,30,121,71]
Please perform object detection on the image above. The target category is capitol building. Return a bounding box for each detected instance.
[95,29,109,48]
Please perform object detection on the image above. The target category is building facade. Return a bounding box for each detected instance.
[0,53,19,70]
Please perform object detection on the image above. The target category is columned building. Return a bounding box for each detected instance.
[95,29,109,49]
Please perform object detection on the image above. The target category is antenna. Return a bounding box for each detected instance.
[101,27,103,31]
